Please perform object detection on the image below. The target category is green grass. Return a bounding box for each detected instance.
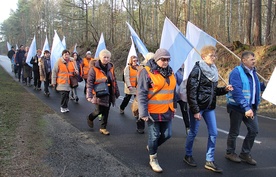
[0,66,54,176]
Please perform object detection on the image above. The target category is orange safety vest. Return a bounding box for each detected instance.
[57,60,75,85]
[82,58,93,79]
[92,67,115,95]
[129,66,138,87]
[145,66,176,114]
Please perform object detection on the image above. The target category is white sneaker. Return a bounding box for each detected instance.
[65,108,70,112]
[60,107,66,113]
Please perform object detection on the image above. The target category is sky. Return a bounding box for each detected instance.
[0,0,18,23]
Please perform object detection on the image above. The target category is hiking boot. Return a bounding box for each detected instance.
[225,153,241,163]
[149,153,163,173]
[137,129,144,134]
[87,116,94,128]
[99,128,110,135]
[120,109,124,114]
[205,161,223,173]
[60,107,67,113]
[44,92,50,97]
[183,155,197,167]
[239,154,257,165]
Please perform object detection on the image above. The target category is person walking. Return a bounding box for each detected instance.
[119,55,139,114]
[30,49,42,90]
[175,65,190,135]
[134,52,155,134]
[69,52,82,103]
[137,48,176,173]
[23,46,32,86]
[52,49,76,113]
[7,46,16,73]
[15,45,26,82]
[183,45,233,173]
[86,49,120,135]
[39,50,52,97]
[225,51,266,165]
[81,51,94,94]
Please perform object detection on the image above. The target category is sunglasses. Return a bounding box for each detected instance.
[159,58,170,62]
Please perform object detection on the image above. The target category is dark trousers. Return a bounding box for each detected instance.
[88,103,111,129]
[177,100,190,128]
[17,65,22,81]
[120,94,134,110]
[226,107,258,155]
[60,91,70,108]
[84,79,87,94]
[33,70,41,88]
[44,72,51,93]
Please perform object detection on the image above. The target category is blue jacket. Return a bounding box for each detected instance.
[227,64,265,113]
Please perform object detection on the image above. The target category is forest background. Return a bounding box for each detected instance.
[0,0,276,116]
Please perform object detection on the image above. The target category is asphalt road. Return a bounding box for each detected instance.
[1,55,275,177]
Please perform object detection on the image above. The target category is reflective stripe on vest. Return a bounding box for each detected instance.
[129,66,137,87]
[227,66,250,105]
[145,66,176,114]
[57,60,75,85]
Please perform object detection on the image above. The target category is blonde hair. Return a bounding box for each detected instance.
[99,49,111,59]
[128,55,137,65]
[141,52,154,65]
[201,46,217,57]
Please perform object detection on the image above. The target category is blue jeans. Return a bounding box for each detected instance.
[185,109,218,161]
[148,120,172,155]
[226,107,258,155]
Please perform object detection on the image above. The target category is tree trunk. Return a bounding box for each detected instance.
[265,0,272,45]
[253,0,262,45]
[246,0,253,44]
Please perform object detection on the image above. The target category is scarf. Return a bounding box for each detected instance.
[198,60,218,82]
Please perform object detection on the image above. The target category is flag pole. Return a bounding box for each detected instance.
[192,47,228,85]
[216,41,267,82]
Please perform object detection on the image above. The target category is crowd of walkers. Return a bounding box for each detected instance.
[6,45,266,174]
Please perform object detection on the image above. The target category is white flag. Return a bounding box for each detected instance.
[50,31,65,69]
[183,21,217,80]
[126,37,137,66]
[26,35,37,67]
[73,43,77,53]
[160,17,194,73]
[94,33,106,58]
[126,22,148,58]
[262,67,276,105]
[41,36,50,55]
[62,36,66,49]
[7,42,11,51]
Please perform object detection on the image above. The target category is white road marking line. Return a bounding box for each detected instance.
[119,97,262,144]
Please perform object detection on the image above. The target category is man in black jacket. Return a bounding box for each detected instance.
[7,46,15,73]
[15,45,26,82]
[30,49,42,90]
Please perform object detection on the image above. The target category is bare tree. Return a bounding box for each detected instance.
[253,0,262,45]
[265,0,272,45]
